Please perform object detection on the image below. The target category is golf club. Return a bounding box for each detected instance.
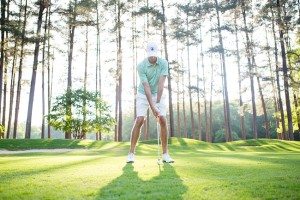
[157,116,163,165]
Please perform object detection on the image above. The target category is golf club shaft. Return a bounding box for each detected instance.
[157,120,160,161]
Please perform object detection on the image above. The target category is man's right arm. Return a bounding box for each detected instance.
[138,63,160,117]
[142,82,160,117]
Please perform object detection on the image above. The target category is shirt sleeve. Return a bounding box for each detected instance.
[137,64,148,83]
[160,60,169,76]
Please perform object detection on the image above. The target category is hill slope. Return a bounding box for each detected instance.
[0,138,299,152]
[0,138,299,199]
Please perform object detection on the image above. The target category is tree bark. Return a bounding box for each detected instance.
[65,0,77,139]
[41,4,49,139]
[241,1,257,139]
[181,52,187,138]
[214,0,232,141]
[117,0,123,142]
[265,25,280,137]
[2,0,11,137]
[82,25,89,139]
[201,33,208,141]
[47,4,52,139]
[25,2,46,139]
[6,45,17,139]
[95,0,101,140]
[161,0,174,137]
[186,15,195,139]
[276,0,293,140]
[234,9,246,140]
[253,58,270,138]
[131,4,137,121]
[13,0,28,139]
[176,51,181,137]
[270,4,286,139]
[0,0,6,121]
[6,15,19,138]
[197,39,203,141]
[208,23,214,142]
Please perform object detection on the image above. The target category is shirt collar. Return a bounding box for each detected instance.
[147,57,158,67]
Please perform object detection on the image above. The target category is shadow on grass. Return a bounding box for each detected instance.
[97,164,187,200]
[0,139,125,151]
[1,155,104,181]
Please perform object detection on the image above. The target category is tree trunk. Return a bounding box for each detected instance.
[201,37,208,141]
[177,70,181,137]
[6,24,19,138]
[181,53,187,138]
[161,0,174,137]
[185,13,195,139]
[6,48,17,139]
[2,0,11,138]
[114,83,119,141]
[13,0,28,139]
[265,25,280,137]
[253,58,270,138]
[0,0,6,121]
[276,0,293,140]
[131,4,137,121]
[214,0,231,141]
[270,4,286,139]
[82,25,89,139]
[241,1,257,139]
[25,3,46,139]
[293,94,300,134]
[117,0,123,142]
[196,43,201,140]
[47,4,52,139]
[176,43,181,138]
[65,0,77,139]
[234,9,246,140]
[209,66,213,143]
[282,2,296,140]
[207,24,214,142]
[95,0,101,140]
[41,4,49,139]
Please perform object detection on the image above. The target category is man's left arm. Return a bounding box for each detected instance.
[156,75,167,103]
[156,60,169,103]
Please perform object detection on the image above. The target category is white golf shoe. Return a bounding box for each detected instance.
[126,153,135,163]
[162,153,174,163]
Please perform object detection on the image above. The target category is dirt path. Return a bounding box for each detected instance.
[0,149,77,155]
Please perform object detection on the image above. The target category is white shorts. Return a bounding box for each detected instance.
[136,93,167,117]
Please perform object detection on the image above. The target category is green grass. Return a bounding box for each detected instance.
[0,138,299,200]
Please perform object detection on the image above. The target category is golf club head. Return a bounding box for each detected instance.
[157,158,163,165]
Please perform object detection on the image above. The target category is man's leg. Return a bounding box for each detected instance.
[129,116,145,153]
[158,116,168,154]
[159,116,174,163]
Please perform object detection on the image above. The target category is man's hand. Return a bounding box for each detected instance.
[151,103,160,118]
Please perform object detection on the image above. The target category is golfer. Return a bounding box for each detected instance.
[127,42,174,163]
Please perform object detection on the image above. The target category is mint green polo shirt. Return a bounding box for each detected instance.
[137,57,169,95]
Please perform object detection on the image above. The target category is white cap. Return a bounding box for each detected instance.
[146,42,158,57]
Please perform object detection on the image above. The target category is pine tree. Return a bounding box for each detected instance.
[25,0,50,139]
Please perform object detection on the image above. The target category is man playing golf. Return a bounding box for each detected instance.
[127,42,174,163]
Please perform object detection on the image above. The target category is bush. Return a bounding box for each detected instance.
[47,89,115,139]
[214,130,240,143]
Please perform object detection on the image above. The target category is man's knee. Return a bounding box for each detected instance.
[135,116,145,127]
[158,116,167,127]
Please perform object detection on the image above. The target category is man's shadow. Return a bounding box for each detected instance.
[97,163,187,200]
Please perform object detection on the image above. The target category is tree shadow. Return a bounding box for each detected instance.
[96,163,187,200]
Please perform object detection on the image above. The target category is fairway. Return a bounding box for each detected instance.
[0,138,299,200]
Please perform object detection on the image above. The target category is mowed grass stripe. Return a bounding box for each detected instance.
[0,138,299,200]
